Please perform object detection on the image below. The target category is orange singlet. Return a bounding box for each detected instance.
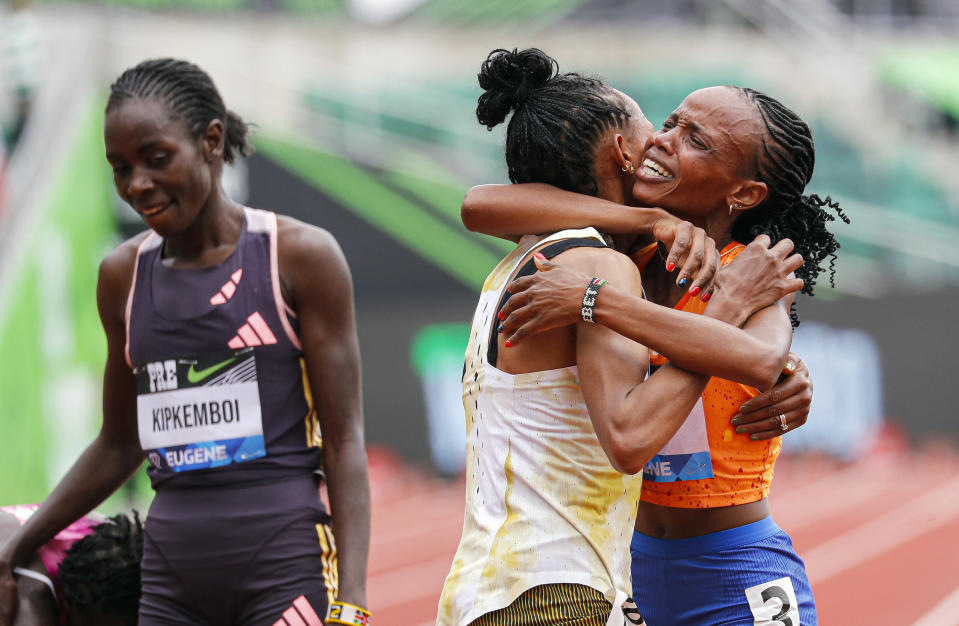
[639,242,780,508]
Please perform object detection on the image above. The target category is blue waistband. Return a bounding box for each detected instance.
[631,516,782,559]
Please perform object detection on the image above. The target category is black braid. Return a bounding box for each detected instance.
[58,511,143,617]
[731,87,850,327]
[107,58,250,164]
[476,48,632,196]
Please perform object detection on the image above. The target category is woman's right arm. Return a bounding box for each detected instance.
[462,183,718,293]
[0,247,145,623]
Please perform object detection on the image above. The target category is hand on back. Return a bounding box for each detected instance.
[498,253,594,346]
[711,235,804,316]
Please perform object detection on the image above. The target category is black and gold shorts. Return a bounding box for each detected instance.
[470,583,612,626]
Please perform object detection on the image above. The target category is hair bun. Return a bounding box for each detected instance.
[476,47,558,130]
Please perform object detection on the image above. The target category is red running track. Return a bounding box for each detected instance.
[364,441,959,625]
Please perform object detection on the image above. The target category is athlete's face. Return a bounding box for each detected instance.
[104,98,220,237]
[632,86,764,219]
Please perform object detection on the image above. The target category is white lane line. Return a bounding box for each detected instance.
[803,473,959,584]
[912,584,959,626]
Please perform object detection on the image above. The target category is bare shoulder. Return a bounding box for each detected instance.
[275,214,347,272]
[97,230,153,317]
[551,245,641,289]
[274,216,352,317]
[100,230,151,273]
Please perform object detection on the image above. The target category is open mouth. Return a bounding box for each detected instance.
[138,201,172,218]
[641,158,674,180]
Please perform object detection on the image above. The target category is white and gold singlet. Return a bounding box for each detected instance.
[437,229,643,626]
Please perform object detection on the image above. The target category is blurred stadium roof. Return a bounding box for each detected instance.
[3,0,959,298]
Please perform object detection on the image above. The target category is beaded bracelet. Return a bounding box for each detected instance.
[581,277,608,323]
[327,601,372,625]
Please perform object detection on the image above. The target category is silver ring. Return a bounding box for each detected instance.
[778,413,788,431]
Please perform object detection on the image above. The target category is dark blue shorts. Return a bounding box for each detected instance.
[139,474,335,626]
[631,516,816,625]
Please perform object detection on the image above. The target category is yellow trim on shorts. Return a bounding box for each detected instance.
[316,521,338,606]
[470,583,611,626]
[300,357,322,448]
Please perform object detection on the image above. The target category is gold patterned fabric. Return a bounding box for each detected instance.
[469,584,611,626]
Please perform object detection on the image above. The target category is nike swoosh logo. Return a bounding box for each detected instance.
[186,357,237,384]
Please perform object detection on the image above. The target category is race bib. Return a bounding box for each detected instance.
[643,397,713,482]
[135,348,266,472]
[745,577,801,625]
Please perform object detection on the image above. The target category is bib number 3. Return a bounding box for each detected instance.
[745,577,800,626]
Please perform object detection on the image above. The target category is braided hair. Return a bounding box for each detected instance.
[731,87,850,326]
[476,48,632,196]
[58,511,143,617]
[107,58,250,164]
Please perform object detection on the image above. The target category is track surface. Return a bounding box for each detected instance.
[366,438,959,625]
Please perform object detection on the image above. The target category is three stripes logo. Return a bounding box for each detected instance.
[228,312,278,349]
[271,595,323,626]
[211,269,243,306]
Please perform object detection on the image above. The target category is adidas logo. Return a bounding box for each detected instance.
[273,595,323,626]
[210,269,243,305]
[228,312,277,349]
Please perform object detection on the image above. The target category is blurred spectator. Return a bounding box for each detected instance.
[0,0,42,154]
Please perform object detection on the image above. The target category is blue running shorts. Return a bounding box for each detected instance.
[630,516,816,625]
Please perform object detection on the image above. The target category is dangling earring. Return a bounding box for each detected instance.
[729,203,740,215]
[622,161,635,174]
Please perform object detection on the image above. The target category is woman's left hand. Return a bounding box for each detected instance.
[500,254,593,345]
[730,352,812,440]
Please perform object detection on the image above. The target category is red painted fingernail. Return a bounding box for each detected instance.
[534,252,546,261]
[689,286,700,297]
[702,292,711,302]
[666,262,676,272]
[498,310,503,320]
[504,340,512,348]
